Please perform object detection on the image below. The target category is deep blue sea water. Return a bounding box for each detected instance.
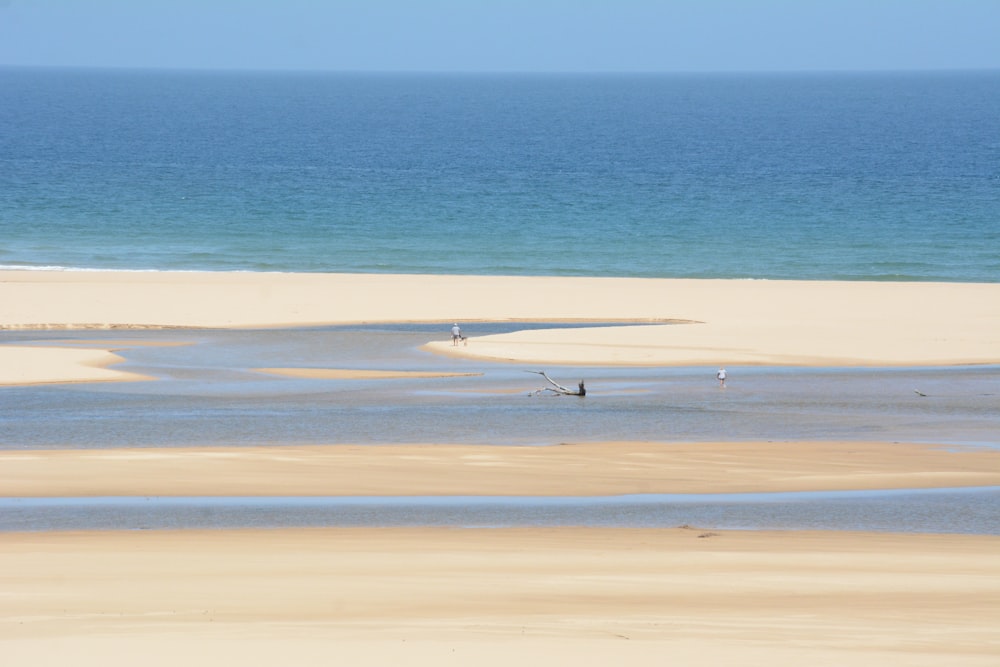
[2,67,998,280]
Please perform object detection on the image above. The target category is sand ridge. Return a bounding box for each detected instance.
[1,272,999,384]
[4,441,998,498]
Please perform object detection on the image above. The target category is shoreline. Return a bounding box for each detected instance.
[2,271,999,384]
[4,271,999,664]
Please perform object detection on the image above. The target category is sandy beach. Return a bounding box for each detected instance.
[1,271,999,385]
[0,527,996,667]
[3,441,999,665]
[3,270,999,664]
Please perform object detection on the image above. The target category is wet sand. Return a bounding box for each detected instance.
[3,441,998,498]
[3,441,998,663]
[2,270,998,664]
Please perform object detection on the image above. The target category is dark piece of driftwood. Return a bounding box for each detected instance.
[527,371,586,397]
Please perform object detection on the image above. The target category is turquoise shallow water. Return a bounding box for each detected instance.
[2,68,998,280]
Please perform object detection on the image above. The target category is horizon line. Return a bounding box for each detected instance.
[2,64,999,76]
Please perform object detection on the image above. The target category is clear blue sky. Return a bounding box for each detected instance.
[1,0,998,72]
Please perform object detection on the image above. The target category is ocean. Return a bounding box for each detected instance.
[2,67,998,281]
[3,69,999,534]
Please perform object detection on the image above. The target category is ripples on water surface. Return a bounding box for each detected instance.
[2,325,997,449]
[2,325,997,534]
[2,70,999,281]
[3,489,997,535]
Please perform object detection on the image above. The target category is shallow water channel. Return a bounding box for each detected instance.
[2,325,998,534]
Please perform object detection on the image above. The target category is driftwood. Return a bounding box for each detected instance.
[527,371,586,397]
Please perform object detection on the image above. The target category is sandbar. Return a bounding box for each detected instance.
[3,441,998,498]
[0,345,151,385]
[1,272,998,384]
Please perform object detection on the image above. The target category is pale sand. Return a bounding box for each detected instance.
[1,271,999,385]
[0,338,183,386]
[2,527,998,666]
[3,441,999,498]
[0,346,152,385]
[4,271,998,664]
